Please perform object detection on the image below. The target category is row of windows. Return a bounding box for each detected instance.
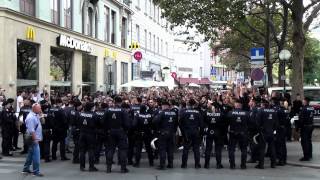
[136,25,168,57]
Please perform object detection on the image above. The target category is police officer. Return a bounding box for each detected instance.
[179,99,204,169]
[104,96,130,173]
[39,100,53,162]
[298,97,314,161]
[49,99,70,161]
[1,98,16,156]
[70,100,82,164]
[227,99,250,169]
[18,99,32,154]
[203,102,224,169]
[153,100,178,170]
[255,99,279,169]
[94,102,107,164]
[274,98,289,166]
[78,102,99,172]
[132,105,154,167]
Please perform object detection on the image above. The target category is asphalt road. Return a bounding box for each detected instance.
[1,152,320,180]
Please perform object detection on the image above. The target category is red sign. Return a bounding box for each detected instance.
[134,51,142,62]
[171,72,177,79]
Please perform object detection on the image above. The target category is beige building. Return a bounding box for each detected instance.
[0,7,132,98]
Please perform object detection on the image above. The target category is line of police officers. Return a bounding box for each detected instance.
[0,95,314,172]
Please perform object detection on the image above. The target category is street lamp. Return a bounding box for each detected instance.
[279,49,291,93]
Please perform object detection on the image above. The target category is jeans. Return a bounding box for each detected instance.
[23,142,40,174]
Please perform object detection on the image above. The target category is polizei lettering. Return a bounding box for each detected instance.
[58,34,93,53]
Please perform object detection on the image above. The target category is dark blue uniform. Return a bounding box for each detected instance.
[227,109,250,169]
[104,106,130,172]
[298,105,314,160]
[179,108,204,168]
[204,111,224,168]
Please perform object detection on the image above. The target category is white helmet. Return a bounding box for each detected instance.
[151,138,158,150]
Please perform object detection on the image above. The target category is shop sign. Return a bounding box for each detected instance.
[57,34,93,53]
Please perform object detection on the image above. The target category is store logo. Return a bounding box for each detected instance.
[57,34,93,53]
[26,26,35,41]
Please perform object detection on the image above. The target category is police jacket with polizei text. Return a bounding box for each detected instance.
[133,112,153,134]
[78,111,99,134]
[103,106,130,130]
[256,108,279,136]
[298,105,314,128]
[153,109,178,134]
[179,108,204,135]
[204,110,224,136]
[227,108,250,135]
[48,107,68,131]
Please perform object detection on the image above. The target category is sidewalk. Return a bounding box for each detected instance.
[286,141,320,169]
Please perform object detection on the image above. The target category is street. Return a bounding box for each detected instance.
[1,142,320,180]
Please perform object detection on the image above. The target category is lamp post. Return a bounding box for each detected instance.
[279,49,291,93]
[105,57,114,93]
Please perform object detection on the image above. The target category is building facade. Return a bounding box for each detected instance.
[130,0,175,81]
[0,0,133,98]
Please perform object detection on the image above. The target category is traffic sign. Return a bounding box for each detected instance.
[251,68,264,81]
[134,51,142,62]
[251,47,265,64]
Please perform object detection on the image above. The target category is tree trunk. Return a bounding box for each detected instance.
[291,0,305,99]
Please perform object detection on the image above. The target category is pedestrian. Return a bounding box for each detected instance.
[22,103,44,177]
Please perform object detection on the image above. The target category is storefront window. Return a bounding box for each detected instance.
[82,54,96,94]
[50,47,72,92]
[17,40,38,89]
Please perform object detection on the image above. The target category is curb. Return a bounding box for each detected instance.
[286,161,320,169]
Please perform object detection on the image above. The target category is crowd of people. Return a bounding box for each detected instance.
[0,85,315,177]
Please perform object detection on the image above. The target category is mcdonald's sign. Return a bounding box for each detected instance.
[26,26,35,41]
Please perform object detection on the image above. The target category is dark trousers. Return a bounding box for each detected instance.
[158,133,174,167]
[228,133,248,166]
[79,133,96,169]
[276,127,287,163]
[52,135,66,159]
[1,131,12,154]
[205,134,223,165]
[301,126,314,159]
[258,134,276,167]
[135,132,154,165]
[182,132,201,166]
[106,130,128,169]
[72,131,80,162]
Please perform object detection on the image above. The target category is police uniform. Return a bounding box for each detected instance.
[298,104,314,161]
[256,106,279,169]
[153,108,178,169]
[104,104,130,173]
[78,109,99,171]
[19,105,32,154]
[132,109,154,167]
[227,108,250,169]
[179,108,204,169]
[49,106,69,160]
[203,110,224,169]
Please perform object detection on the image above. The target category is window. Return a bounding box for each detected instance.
[111,10,116,44]
[104,6,110,42]
[50,0,60,25]
[153,34,155,52]
[121,62,128,84]
[121,17,127,48]
[144,29,147,51]
[161,39,163,55]
[149,32,151,51]
[157,37,159,53]
[87,8,94,36]
[136,25,140,43]
[20,0,35,16]
[63,0,72,29]
[165,42,168,57]
[82,54,96,94]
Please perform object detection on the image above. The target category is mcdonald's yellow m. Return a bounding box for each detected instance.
[26,26,35,41]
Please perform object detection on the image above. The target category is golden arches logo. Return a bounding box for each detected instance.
[26,26,35,41]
